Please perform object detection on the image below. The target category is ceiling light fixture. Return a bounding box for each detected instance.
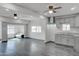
[48,5,62,14]
[48,6,53,14]
[71,7,75,10]
[14,16,18,19]
[49,10,53,14]
[14,13,18,19]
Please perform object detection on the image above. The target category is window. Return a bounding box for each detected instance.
[67,24,70,30]
[7,25,15,34]
[62,24,70,31]
[32,26,37,32]
[32,26,41,32]
[37,26,41,32]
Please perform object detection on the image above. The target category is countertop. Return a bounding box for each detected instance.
[55,29,79,36]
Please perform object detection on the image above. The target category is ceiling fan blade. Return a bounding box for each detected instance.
[43,10,49,13]
[54,7,62,10]
[52,9,56,13]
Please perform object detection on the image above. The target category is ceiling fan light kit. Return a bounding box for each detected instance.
[49,10,53,14]
[14,13,18,19]
[48,5,62,14]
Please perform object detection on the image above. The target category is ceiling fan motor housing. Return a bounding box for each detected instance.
[14,13,17,16]
[49,6,53,10]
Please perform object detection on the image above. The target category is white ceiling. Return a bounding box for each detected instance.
[0,3,40,20]
[0,3,79,20]
[16,3,79,16]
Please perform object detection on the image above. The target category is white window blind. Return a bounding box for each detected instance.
[32,26,41,32]
[62,24,70,31]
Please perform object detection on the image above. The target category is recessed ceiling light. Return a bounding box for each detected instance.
[71,7,76,10]
[49,10,53,14]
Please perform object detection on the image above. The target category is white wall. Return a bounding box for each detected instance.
[24,24,29,37]
[2,22,7,41]
[28,18,46,40]
[0,22,1,40]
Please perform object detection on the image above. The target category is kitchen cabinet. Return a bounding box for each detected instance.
[67,36,74,46]
[55,34,64,44]
[74,35,79,52]
[55,33,74,46]
[75,16,79,27]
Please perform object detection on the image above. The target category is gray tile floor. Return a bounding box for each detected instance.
[0,38,79,56]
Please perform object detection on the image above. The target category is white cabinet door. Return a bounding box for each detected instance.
[55,34,62,44]
[55,34,74,46]
[74,37,79,52]
[62,35,74,46]
[62,38,68,45]
[75,16,79,26]
[68,36,74,46]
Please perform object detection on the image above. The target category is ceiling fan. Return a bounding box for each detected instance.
[13,13,18,19]
[44,5,62,14]
[46,5,62,24]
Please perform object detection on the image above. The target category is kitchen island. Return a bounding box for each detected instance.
[55,30,79,52]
